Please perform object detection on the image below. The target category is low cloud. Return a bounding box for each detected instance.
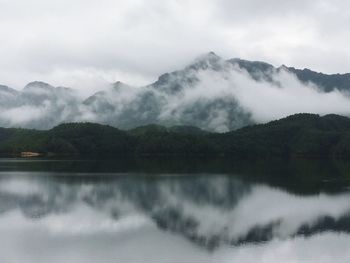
[1,0,350,91]
[1,55,350,131]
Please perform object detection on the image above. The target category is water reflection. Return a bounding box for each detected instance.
[0,159,350,262]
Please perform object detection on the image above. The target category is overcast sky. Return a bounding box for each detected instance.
[0,0,349,92]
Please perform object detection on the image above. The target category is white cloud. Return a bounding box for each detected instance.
[0,0,350,92]
[2,57,350,131]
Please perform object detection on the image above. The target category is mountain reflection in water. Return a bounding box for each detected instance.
[0,158,349,263]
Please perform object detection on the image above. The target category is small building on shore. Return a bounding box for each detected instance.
[20,152,41,157]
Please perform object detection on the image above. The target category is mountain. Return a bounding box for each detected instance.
[0,81,80,129]
[0,85,18,95]
[0,85,19,107]
[228,58,275,82]
[287,67,350,92]
[215,113,350,157]
[82,52,254,131]
[229,58,350,92]
[2,113,350,158]
[1,52,350,131]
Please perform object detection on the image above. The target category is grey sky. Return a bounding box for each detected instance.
[0,0,349,93]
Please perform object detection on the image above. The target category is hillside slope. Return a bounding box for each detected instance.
[1,114,350,158]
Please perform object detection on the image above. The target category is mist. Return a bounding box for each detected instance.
[2,0,350,91]
[1,54,350,131]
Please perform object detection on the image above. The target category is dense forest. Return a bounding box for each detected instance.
[1,113,350,158]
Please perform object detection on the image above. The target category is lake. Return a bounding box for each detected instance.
[0,158,350,263]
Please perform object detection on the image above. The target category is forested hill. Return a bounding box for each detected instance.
[1,113,350,158]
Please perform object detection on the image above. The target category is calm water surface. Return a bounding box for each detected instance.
[0,158,350,263]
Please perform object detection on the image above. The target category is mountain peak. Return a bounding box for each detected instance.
[196,51,221,62]
[114,81,125,86]
[188,51,223,71]
[204,51,219,58]
[113,81,130,89]
[279,64,288,70]
[24,81,55,91]
[111,81,133,93]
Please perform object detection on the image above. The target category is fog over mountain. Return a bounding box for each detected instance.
[2,52,350,131]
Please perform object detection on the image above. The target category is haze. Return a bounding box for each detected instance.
[0,0,350,94]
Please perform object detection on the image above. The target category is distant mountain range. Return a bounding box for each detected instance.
[1,52,350,131]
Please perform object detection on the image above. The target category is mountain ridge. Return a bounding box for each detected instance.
[3,52,350,96]
[1,52,350,131]
[2,113,350,158]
